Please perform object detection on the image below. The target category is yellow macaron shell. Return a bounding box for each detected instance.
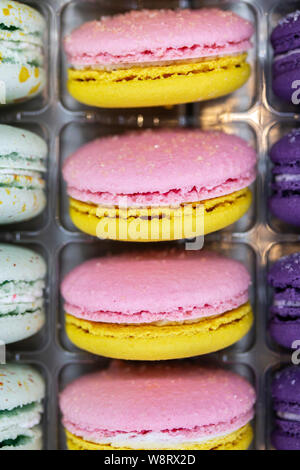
[65,302,253,361]
[68,54,251,108]
[65,423,253,451]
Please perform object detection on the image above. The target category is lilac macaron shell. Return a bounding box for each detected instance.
[273,51,300,79]
[272,366,300,450]
[269,317,300,349]
[271,11,300,55]
[270,128,300,163]
[271,11,300,102]
[272,425,300,451]
[268,253,300,348]
[269,196,300,226]
[272,68,300,103]
[268,252,300,288]
[272,366,300,412]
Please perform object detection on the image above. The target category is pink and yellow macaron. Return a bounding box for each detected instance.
[61,249,253,360]
[64,8,254,108]
[60,362,256,450]
[63,129,257,242]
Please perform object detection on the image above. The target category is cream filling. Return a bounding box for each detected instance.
[0,280,45,305]
[0,40,43,66]
[0,170,45,190]
[273,300,300,308]
[0,403,42,442]
[275,174,300,182]
[67,412,254,450]
[0,298,43,316]
[73,427,238,450]
[277,412,300,422]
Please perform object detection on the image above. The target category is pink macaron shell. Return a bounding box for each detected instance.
[60,362,256,438]
[63,129,257,207]
[61,250,250,324]
[64,9,254,66]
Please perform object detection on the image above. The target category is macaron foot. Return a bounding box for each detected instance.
[65,424,253,451]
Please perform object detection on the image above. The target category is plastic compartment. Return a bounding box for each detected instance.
[59,0,259,119]
[58,119,258,235]
[57,359,257,450]
[57,240,257,354]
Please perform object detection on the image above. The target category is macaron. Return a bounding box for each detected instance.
[268,252,300,349]
[61,249,253,360]
[0,125,47,224]
[0,363,45,450]
[63,129,256,242]
[64,8,254,108]
[269,129,300,226]
[60,362,256,450]
[272,366,300,450]
[0,244,46,344]
[0,0,46,105]
[271,11,300,103]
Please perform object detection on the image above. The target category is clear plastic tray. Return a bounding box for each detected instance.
[1,0,298,451]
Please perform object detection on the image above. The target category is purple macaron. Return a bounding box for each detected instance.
[271,10,300,103]
[268,252,300,349]
[269,129,300,226]
[272,366,300,450]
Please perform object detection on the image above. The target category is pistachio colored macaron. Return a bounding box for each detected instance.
[0,125,47,224]
[60,362,255,450]
[63,129,257,242]
[0,363,45,450]
[61,249,253,361]
[0,244,46,345]
[0,0,46,104]
[64,8,254,108]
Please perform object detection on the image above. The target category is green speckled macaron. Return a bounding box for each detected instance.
[0,0,46,104]
[0,124,47,224]
[0,244,46,344]
[0,364,45,450]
